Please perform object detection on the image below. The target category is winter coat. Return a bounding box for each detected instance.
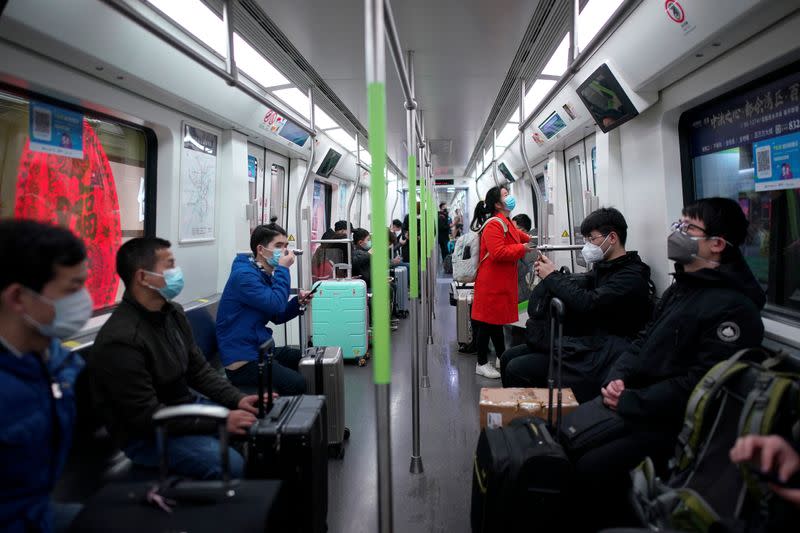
[216,253,300,366]
[471,213,531,325]
[91,294,245,447]
[604,255,766,430]
[0,340,83,533]
[352,246,372,289]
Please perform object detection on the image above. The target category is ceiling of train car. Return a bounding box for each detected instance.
[254,0,540,177]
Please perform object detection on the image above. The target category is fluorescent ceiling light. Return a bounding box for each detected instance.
[326,128,357,151]
[541,33,570,77]
[314,106,338,130]
[359,149,372,166]
[274,87,311,119]
[483,147,492,169]
[577,0,624,53]
[524,79,557,119]
[149,0,226,56]
[496,121,519,148]
[508,107,520,123]
[233,33,289,88]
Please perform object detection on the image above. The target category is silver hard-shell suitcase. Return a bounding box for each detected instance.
[392,266,409,317]
[299,346,349,458]
[457,289,474,350]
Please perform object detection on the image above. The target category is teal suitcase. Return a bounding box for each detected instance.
[311,279,369,364]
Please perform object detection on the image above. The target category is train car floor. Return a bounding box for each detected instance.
[327,273,503,532]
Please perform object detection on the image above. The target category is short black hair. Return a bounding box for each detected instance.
[391,219,403,229]
[512,214,532,232]
[0,219,86,293]
[250,217,287,256]
[682,197,748,261]
[334,220,349,232]
[353,228,370,244]
[580,207,628,245]
[116,237,172,287]
[439,202,446,209]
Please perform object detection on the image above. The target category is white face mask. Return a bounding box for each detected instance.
[581,234,611,264]
[24,288,93,339]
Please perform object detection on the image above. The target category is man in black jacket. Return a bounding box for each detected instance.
[501,207,652,401]
[351,228,372,289]
[571,198,766,531]
[90,238,264,480]
[438,202,451,261]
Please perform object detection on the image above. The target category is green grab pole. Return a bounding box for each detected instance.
[367,81,390,385]
[408,155,419,299]
[427,189,434,259]
[420,174,427,272]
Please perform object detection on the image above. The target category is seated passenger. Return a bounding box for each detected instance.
[334,220,351,238]
[312,229,342,281]
[90,237,261,480]
[569,198,766,531]
[511,213,537,303]
[501,207,652,401]
[217,221,312,395]
[0,220,90,533]
[351,227,372,289]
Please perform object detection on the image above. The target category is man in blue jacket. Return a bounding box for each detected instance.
[0,220,91,533]
[217,221,313,395]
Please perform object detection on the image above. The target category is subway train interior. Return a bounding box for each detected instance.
[1,0,800,531]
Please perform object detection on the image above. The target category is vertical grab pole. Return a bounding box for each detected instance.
[519,80,546,249]
[419,124,431,389]
[222,0,237,85]
[346,134,364,274]
[293,87,317,349]
[366,0,393,531]
[406,50,423,474]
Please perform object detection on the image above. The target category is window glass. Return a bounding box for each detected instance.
[0,90,150,311]
[682,67,800,320]
[269,164,285,224]
[311,180,329,255]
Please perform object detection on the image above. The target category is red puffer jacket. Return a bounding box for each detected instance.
[471,213,530,325]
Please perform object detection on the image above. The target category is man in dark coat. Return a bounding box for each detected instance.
[501,207,653,401]
[569,198,766,531]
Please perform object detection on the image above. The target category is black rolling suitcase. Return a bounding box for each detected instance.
[246,339,329,533]
[69,404,285,532]
[470,298,572,533]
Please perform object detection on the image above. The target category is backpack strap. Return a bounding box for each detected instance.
[477,217,510,264]
[673,350,753,471]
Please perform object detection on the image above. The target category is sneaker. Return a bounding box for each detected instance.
[494,357,501,369]
[476,362,501,379]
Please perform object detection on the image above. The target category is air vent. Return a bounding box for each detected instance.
[428,139,453,156]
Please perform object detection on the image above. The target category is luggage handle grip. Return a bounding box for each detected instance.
[258,338,276,419]
[548,297,565,434]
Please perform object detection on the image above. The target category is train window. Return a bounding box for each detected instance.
[247,143,265,231]
[0,89,154,312]
[269,164,286,224]
[680,65,800,321]
[311,180,331,254]
[337,182,350,223]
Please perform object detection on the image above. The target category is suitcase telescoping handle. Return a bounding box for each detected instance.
[258,338,276,419]
[548,297,566,435]
[153,405,231,487]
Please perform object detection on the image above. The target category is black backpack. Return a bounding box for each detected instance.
[524,268,593,352]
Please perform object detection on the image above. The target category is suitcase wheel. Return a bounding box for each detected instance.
[344,426,351,440]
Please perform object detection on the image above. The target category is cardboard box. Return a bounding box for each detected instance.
[479,387,579,429]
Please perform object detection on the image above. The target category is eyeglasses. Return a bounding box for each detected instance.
[671,220,708,235]
[586,233,609,244]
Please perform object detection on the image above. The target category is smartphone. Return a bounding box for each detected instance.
[308,281,322,296]
[747,465,800,489]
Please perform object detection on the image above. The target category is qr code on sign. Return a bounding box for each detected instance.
[756,145,772,180]
[32,107,52,141]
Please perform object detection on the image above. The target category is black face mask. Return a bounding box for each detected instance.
[667,230,699,265]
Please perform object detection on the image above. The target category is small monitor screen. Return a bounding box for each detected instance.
[316,148,342,178]
[497,161,516,182]
[278,120,310,147]
[538,111,567,139]
[577,63,639,133]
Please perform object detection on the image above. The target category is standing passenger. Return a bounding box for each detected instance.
[217,220,313,395]
[0,220,90,533]
[470,186,533,378]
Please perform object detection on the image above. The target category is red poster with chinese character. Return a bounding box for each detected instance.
[14,119,122,310]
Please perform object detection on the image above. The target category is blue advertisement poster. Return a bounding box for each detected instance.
[247,155,258,182]
[29,101,84,159]
[753,131,800,191]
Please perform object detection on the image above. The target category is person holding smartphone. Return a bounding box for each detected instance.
[216,218,314,395]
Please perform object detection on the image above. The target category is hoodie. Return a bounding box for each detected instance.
[605,254,766,428]
[216,254,300,367]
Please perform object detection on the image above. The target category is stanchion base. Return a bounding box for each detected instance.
[409,455,424,474]
[427,336,434,345]
[421,375,431,388]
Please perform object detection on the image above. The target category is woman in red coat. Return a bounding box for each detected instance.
[470,185,532,378]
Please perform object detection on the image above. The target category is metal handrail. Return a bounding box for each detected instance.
[384,0,423,144]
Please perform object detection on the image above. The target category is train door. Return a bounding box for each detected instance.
[564,134,597,271]
[266,152,289,228]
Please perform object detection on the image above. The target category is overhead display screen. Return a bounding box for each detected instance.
[538,111,567,139]
[316,148,342,178]
[577,63,639,133]
[497,161,517,182]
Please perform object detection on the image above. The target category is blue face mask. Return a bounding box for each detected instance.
[363,240,372,251]
[264,248,283,267]
[145,267,184,301]
[504,195,516,211]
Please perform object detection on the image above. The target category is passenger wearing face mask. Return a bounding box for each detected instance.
[470,186,533,379]
[351,227,373,290]
[216,219,312,396]
[90,237,265,481]
[0,220,90,533]
[501,207,652,401]
[567,198,765,532]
